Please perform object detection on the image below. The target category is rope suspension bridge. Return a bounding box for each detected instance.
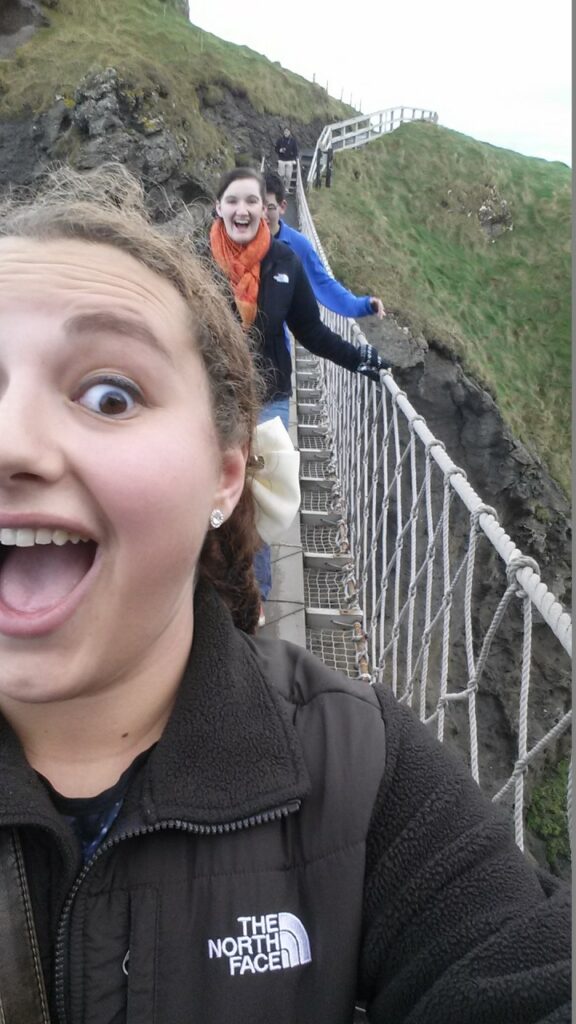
[262,107,572,855]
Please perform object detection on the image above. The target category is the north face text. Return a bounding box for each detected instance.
[208,912,311,976]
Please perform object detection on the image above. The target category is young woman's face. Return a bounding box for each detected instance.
[216,177,265,245]
[0,238,246,703]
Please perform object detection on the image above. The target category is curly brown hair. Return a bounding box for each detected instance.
[0,163,263,632]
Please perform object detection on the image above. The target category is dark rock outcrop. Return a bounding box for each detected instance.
[0,0,50,58]
[197,81,328,168]
[477,185,513,240]
[0,64,332,215]
[0,67,207,219]
[440,182,514,241]
[69,68,190,216]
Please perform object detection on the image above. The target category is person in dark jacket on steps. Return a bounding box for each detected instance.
[0,164,570,1024]
[210,166,388,607]
[274,126,298,193]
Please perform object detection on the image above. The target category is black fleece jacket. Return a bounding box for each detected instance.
[0,584,570,1023]
[274,135,298,161]
[252,238,362,401]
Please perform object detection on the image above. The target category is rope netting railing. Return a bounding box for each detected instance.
[307,106,438,188]
[295,162,572,852]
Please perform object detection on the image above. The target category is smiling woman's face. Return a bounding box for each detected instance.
[0,237,246,704]
[216,177,265,245]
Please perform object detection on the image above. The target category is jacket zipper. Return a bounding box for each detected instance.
[53,800,301,1024]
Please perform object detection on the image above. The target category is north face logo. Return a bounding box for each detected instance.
[208,912,311,976]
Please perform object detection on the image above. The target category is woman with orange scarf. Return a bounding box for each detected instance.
[210,167,388,611]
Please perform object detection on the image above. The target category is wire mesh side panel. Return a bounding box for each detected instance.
[296,166,572,855]
[306,627,367,678]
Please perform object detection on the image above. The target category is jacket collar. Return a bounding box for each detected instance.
[135,583,310,825]
[0,584,310,832]
[260,237,292,277]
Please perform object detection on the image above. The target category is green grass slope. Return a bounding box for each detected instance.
[0,0,353,160]
[309,122,571,492]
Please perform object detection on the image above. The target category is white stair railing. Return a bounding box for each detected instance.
[295,162,572,853]
[307,106,438,187]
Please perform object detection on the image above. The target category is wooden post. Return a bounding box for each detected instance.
[325,148,333,188]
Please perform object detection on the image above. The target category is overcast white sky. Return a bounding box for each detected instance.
[187,0,571,165]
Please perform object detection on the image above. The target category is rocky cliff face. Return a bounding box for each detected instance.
[0,58,325,213]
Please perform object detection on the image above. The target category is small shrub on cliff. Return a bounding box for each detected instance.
[527,759,571,871]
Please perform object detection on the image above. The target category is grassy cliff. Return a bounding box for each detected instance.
[0,0,352,162]
[309,123,571,492]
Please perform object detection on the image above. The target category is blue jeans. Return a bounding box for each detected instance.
[253,398,290,601]
[259,397,290,431]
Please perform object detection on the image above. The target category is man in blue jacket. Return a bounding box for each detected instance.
[264,172,385,320]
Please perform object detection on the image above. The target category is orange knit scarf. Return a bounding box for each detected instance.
[210,217,271,328]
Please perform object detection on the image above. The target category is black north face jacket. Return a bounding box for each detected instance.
[0,585,570,1023]
[252,239,362,401]
[207,234,363,403]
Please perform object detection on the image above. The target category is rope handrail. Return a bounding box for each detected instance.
[383,378,572,654]
[294,160,572,852]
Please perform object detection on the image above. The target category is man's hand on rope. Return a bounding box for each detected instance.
[356,342,390,382]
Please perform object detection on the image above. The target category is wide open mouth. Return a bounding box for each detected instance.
[0,527,98,613]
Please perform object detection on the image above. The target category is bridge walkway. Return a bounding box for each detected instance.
[260,191,367,685]
[259,189,313,645]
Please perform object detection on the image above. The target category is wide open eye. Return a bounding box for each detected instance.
[76,376,143,418]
